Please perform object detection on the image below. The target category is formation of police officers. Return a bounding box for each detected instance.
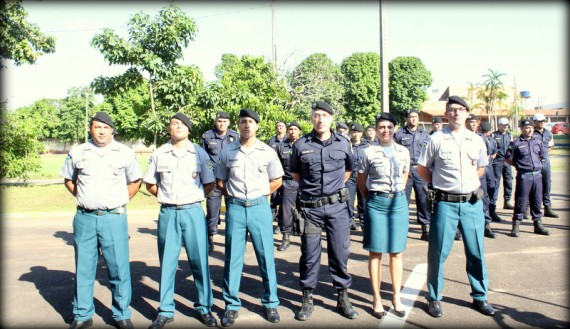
[62,97,558,329]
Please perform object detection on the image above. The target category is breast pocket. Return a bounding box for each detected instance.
[207,143,220,155]
[228,162,243,178]
[439,151,454,167]
[254,163,268,178]
[157,166,174,186]
[300,154,320,173]
[370,160,387,177]
[323,150,345,173]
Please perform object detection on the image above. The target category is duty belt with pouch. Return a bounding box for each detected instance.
[435,187,484,204]
[298,188,349,208]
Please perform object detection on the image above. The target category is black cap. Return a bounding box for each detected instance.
[91,112,114,129]
[336,121,348,130]
[171,112,192,130]
[239,108,260,123]
[432,117,443,124]
[467,114,478,121]
[287,121,302,130]
[216,111,230,119]
[405,109,419,117]
[366,124,375,130]
[520,119,533,127]
[350,123,363,132]
[447,95,469,111]
[311,101,334,115]
[480,122,492,132]
[376,112,398,126]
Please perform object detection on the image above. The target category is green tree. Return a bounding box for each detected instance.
[463,82,485,114]
[477,69,508,126]
[340,52,381,126]
[57,87,94,145]
[0,102,46,180]
[90,4,198,147]
[14,98,62,139]
[388,56,432,121]
[0,0,56,69]
[286,53,344,119]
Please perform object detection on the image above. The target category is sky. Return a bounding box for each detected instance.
[2,1,568,111]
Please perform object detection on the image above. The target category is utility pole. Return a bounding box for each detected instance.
[84,90,89,142]
[379,0,389,113]
[271,0,277,72]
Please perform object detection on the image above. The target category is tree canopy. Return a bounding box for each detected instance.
[388,56,432,121]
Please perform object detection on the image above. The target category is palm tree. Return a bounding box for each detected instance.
[479,69,508,129]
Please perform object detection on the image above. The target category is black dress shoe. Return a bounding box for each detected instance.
[117,319,134,329]
[427,300,442,317]
[221,310,238,327]
[148,315,173,329]
[200,312,217,327]
[265,307,280,323]
[392,299,406,318]
[473,299,495,316]
[69,319,93,329]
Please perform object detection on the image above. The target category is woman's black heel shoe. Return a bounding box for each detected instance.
[392,299,406,318]
[373,299,385,319]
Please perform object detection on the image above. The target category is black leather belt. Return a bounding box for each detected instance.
[299,188,349,208]
[161,202,201,210]
[368,191,404,199]
[436,188,483,203]
[77,206,125,216]
[227,196,266,207]
[520,170,541,176]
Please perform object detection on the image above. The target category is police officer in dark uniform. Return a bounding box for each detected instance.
[394,109,431,241]
[61,112,142,329]
[364,124,379,145]
[532,113,559,218]
[336,121,350,138]
[430,117,443,135]
[275,121,302,251]
[290,101,359,321]
[201,111,240,251]
[346,122,369,231]
[505,119,550,237]
[480,122,502,224]
[491,117,514,211]
[267,121,287,231]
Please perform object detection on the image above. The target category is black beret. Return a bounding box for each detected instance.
[287,121,302,130]
[520,119,533,127]
[366,124,375,130]
[171,112,192,130]
[91,112,114,129]
[350,123,363,132]
[467,114,479,121]
[311,101,334,115]
[405,109,419,117]
[216,111,230,119]
[336,121,348,130]
[239,108,260,123]
[376,112,398,126]
[447,95,469,111]
[432,117,443,124]
[480,122,492,132]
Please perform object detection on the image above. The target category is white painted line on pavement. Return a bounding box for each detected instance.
[379,263,427,328]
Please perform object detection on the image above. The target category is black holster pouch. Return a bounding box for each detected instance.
[423,185,437,215]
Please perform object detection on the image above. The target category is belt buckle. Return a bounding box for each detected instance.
[96,210,105,216]
[175,205,183,210]
[244,201,251,207]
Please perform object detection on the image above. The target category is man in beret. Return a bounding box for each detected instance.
[364,124,379,145]
[336,121,350,139]
[505,119,550,237]
[215,108,284,326]
[275,121,303,251]
[346,122,369,231]
[430,117,443,135]
[61,112,142,329]
[418,95,496,318]
[267,121,287,233]
[290,101,359,321]
[394,109,432,241]
[144,112,217,329]
[201,111,240,252]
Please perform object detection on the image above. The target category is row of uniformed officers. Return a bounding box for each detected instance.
[61,95,555,329]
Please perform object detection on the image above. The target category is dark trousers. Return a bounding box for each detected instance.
[206,187,226,235]
[270,187,282,220]
[277,179,299,234]
[405,166,431,225]
[480,166,495,224]
[492,160,513,205]
[299,201,352,290]
[513,172,543,221]
[345,174,364,220]
[541,159,552,207]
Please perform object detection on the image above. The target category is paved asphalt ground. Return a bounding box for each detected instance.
[2,172,568,329]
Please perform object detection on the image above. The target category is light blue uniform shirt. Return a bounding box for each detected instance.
[418,126,488,194]
[215,139,284,200]
[358,142,410,193]
[143,141,214,205]
[60,140,143,210]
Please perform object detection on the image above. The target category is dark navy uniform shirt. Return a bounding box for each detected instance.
[290,130,355,197]
[491,130,513,160]
[267,135,286,151]
[478,133,498,166]
[276,138,296,180]
[394,126,430,165]
[505,136,544,172]
[350,141,369,177]
[201,128,240,164]
[532,129,554,160]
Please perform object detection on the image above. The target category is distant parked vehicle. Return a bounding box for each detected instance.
[545,122,556,131]
[551,122,570,135]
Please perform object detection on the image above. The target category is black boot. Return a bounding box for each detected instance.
[510,220,520,237]
[296,289,314,321]
[277,233,290,251]
[350,218,361,230]
[208,235,214,252]
[336,289,359,319]
[273,225,281,234]
[544,206,559,218]
[504,200,514,210]
[489,205,502,222]
[420,224,429,241]
[484,223,496,238]
[523,206,530,219]
[533,220,550,235]
[454,229,462,241]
